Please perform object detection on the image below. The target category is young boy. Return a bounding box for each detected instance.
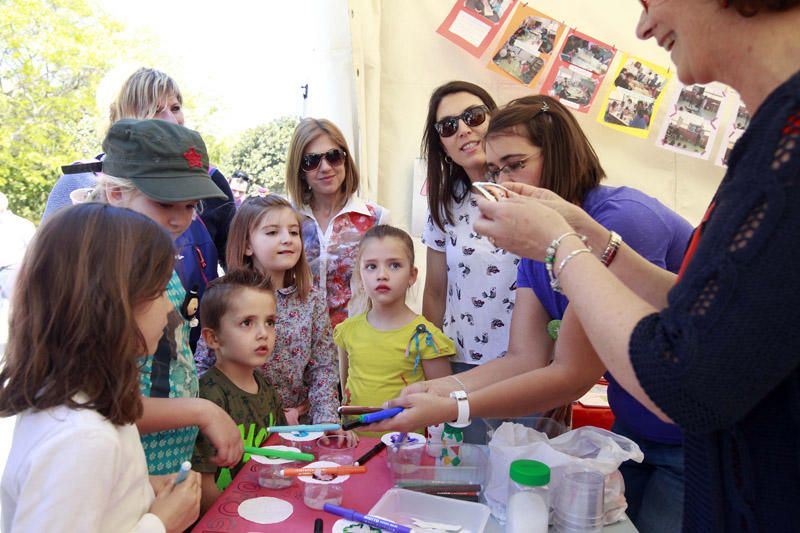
[191,269,287,511]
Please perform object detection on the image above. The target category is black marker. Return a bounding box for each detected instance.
[354,441,387,466]
[314,518,323,533]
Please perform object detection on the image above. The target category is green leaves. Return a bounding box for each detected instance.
[226,116,300,195]
[0,0,121,221]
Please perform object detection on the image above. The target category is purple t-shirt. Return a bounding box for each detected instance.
[518,185,693,444]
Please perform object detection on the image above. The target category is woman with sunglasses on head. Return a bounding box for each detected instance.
[285,118,390,328]
[465,1,800,530]
[420,81,521,385]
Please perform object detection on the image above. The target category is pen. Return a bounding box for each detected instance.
[342,419,363,431]
[243,445,315,462]
[279,465,367,477]
[323,503,412,533]
[353,441,386,466]
[313,518,323,533]
[359,407,404,424]
[337,405,384,415]
[267,423,341,433]
[174,461,191,485]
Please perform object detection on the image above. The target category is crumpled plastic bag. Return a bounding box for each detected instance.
[485,423,643,524]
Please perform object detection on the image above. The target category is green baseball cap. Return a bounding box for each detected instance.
[101,119,227,202]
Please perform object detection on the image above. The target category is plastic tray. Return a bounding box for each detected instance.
[387,443,488,487]
[369,487,491,533]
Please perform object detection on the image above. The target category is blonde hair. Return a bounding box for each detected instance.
[109,68,182,125]
[226,195,313,300]
[285,118,360,208]
[88,174,140,204]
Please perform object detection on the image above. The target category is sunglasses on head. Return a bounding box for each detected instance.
[301,148,347,172]
[434,105,490,138]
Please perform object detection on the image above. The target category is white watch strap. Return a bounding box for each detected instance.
[449,390,471,427]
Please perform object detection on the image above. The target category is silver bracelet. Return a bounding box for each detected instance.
[555,247,593,279]
[449,374,468,393]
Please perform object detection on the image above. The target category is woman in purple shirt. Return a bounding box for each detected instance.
[368,95,692,532]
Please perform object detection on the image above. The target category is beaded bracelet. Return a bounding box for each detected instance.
[545,232,589,293]
[601,230,622,267]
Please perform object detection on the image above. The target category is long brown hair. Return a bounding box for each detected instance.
[0,203,175,425]
[285,118,360,208]
[226,195,313,300]
[485,95,605,205]
[422,81,498,231]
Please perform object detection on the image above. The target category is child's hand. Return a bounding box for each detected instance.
[324,428,359,447]
[284,401,310,426]
[199,400,243,468]
[149,470,201,533]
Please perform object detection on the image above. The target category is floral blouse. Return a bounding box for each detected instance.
[194,285,340,424]
[297,196,390,327]
[422,193,519,365]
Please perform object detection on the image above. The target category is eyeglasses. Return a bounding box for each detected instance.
[434,105,490,138]
[301,148,347,172]
[639,0,648,12]
[485,153,538,182]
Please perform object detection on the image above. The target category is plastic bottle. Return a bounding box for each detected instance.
[426,423,444,458]
[505,459,550,533]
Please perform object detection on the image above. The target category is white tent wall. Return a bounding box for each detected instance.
[346,0,726,311]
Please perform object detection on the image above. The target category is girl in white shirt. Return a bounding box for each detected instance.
[0,203,200,533]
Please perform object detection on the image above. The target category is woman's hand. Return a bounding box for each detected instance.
[360,393,458,434]
[198,400,243,468]
[398,377,458,400]
[491,183,610,253]
[473,190,573,261]
[149,471,201,533]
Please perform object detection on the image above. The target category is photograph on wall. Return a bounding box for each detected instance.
[540,29,616,113]
[716,99,751,167]
[656,82,727,160]
[486,5,565,87]
[436,0,518,58]
[597,54,671,139]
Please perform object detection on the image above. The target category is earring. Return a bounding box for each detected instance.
[444,155,453,173]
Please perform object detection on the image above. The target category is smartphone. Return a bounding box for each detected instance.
[471,181,511,202]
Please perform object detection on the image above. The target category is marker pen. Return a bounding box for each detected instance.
[174,461,191,485]
[267,423,341,433]
[354,441,387,466]
[243,445,315,462]
[323,503,412,533]
[279,465,367,477]
[359,407,404,424]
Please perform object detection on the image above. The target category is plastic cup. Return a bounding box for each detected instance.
[552,467,605,533]
[257,461,296,489]
[302,481,344,510]
[279,431,322,454]
[384,432,426,475]
[316,435,356,466]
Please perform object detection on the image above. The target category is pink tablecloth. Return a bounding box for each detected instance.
[192,437,392,532]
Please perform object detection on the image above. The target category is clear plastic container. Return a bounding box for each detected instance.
[249,445,300,490]
[316,434,356,466]
[506,460,550,533]
[369,488,491,533]
[552,466,604,533]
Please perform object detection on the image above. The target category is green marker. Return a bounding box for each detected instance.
[244,445,315,462]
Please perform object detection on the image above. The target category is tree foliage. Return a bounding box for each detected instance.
[226,116,299,195]
[0,0,120,221]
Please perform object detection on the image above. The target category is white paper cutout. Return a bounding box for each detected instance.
[237,497,293,524]
[381,432,426,449]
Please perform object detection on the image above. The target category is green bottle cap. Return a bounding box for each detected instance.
[509,459,550,486]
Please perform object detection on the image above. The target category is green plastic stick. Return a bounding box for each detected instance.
[244,446,315,462]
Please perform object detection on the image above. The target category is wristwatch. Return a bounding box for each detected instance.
[449,390,471,428]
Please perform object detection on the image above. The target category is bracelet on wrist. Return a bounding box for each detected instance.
[600,230,622,267]
[555,248,593,279]
[545,232,589,294]
[449,374,468,393]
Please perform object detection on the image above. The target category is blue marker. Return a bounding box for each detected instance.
[267,423,341,433]
[360,406,404,424]
[174,461,191,485]
[323,503,412,533]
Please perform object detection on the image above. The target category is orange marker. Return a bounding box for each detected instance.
[280,465,367,477]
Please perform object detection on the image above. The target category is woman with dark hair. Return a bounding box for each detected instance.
[466,1,800,530]
[421,81,519,374]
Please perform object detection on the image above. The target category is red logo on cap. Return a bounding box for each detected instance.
[183,147,203,168]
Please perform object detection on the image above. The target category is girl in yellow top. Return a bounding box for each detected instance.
[334,225,453,433]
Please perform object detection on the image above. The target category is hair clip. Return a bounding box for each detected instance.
[541,101,550,112]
